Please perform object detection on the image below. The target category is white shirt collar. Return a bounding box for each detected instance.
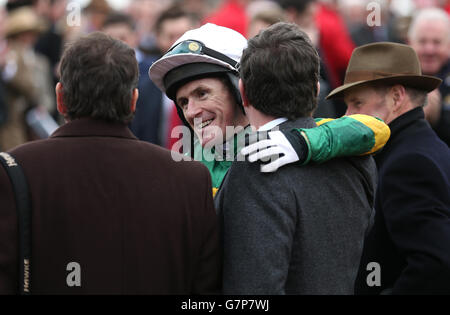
[258,117,288,131]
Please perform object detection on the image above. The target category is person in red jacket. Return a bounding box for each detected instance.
[315,0,355,88]
[204,0,250,36]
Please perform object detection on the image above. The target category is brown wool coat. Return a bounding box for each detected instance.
[0,118,221,294]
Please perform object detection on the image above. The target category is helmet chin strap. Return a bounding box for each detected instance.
[224,72,244,114]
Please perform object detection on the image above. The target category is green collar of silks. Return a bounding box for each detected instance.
[191,125,252,194]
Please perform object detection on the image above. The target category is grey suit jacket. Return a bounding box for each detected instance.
[214,117,377,294]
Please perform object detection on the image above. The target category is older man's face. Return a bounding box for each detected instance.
[176,77,245,147]
[344,85,396,124]
[409,19,450,75]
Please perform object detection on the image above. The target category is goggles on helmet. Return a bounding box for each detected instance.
[165,40,239,71]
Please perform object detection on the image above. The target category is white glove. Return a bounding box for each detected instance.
[240,130,299,172]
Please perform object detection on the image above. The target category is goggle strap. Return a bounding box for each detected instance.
[198,45,239,70]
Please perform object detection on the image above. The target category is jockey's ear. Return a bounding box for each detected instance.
[239,79,249,108]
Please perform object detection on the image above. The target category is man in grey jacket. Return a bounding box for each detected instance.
[214,22,377,294]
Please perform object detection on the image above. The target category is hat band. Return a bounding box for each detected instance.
[344,70,419,84]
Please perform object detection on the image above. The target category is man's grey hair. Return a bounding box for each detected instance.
[406,87,428,108]
[373,83,428,108]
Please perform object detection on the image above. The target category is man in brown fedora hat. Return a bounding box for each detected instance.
[338,43,450,295]
[244,41,450,294]
[327,42,450,294]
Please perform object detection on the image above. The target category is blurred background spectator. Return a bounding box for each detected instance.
[340,0,402,46]
[313,0,355,90]
[1,5,54,150]
[175,0,217,21]
[153,5,200,54]
[152,6,200,149]
[124,5,200,147]
[102,11,139,56]
[247,1,285,39]
[125,0,172,55]
[82,0,111,32]
[408,7,450,146]
[34,0,68,108]
[0,0,448,149]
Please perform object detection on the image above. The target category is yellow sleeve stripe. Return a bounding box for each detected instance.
[315,118,334,126]
[348,114,391,155]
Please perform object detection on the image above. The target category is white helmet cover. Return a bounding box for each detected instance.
[149,23,248,96]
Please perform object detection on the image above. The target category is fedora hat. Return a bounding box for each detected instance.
[5,7,46,38]
[326,42,442,99]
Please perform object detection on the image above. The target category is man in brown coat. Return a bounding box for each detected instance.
[0,32,220,294]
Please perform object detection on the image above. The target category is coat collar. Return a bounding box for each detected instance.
[278,116,317,130]
[375,107,425,165]
[50,118,138,140]
[388,107,425,139]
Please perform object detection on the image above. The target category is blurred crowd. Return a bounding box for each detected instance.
[0,0,449,152]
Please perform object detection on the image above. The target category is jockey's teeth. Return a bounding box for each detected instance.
[199,119,213,129]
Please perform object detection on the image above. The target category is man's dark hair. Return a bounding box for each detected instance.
[154,5,199,34]
[240,22,320,119]
[59,32,138,123]
[103,12,136,31]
